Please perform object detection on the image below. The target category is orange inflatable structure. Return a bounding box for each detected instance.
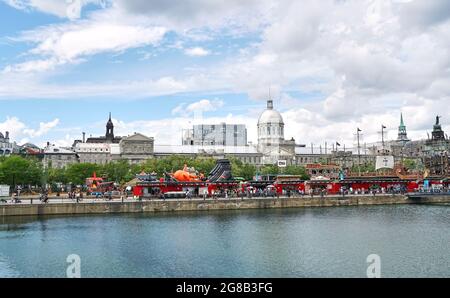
[172,164,204,182]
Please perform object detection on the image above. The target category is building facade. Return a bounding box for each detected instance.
[182,123,247,146]
[423,116,450,175]
[0,131,20,156]
[74,143,112,165]
[115,133,154,164]
[43,143,79,169]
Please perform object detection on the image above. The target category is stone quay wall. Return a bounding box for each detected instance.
[1,194,449,217]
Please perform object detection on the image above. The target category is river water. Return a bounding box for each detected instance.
[0,205,448,277]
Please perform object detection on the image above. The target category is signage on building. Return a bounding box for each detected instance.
[277,160,287,167]
[375,155,394,170]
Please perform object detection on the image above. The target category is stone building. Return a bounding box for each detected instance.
[423,116,450,175]
[114,133,154,164]
[74,142,112,165]
[43,143,78,169]
[0,131,19,156]
[73,132,155,165]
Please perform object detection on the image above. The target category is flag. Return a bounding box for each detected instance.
[382,125,386,129]
[336,142,341,146]
[357,128,362,132]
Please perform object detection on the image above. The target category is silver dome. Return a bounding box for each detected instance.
[258,100,284,125]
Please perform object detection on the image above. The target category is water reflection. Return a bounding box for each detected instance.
[0,205,449,277]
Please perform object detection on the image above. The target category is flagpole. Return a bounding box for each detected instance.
[357,128,361,176]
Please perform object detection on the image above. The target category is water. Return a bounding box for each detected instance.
[0,205,448,277]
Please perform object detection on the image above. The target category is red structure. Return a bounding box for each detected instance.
[130,160,449,198]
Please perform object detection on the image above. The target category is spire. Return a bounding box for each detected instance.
[106,112,114,141]
[397,112,409,142]
[431,115,445,141]
[107,112,113,126]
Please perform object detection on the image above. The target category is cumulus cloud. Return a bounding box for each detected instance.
[114,0,268,31]
[4,15,167,73]
[0,74,225,98]
[184,47,210,57]
[2,0,106,19]
[172,99,224,116]
[0,117,59,143]
[0,117,27,139]
[22,118,59,138]
[2,0,450,146]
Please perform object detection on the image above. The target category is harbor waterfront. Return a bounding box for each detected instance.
[1,194,450,217]
[0,204,448,277]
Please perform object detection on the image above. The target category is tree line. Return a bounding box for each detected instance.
[0,155,310,189]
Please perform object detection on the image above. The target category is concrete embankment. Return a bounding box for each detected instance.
[1,194,449,217]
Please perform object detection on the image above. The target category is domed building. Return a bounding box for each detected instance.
[257,100,296,165]
[0,131,20,156]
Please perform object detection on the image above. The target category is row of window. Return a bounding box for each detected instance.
[77,148,110,152]
[258,125,284,136]
[238,156,261,164]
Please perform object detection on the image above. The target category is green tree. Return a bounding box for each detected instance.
[403,159,417,171]
[27,158,44,186]
[65,163,99,185]
[124,164,143,182]
[100,160,132,183]
[283,165,310,179]
[47,167,68,184]
[228,157,256,181]
[260,165,279,175]
[0,156,42,188]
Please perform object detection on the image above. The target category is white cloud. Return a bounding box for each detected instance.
[184,47,210,57]
[0,74,226,98]
[114,0,269,31]
[0,117,27,140]
[22,118,59,138]
[0,117,59,144]
[2,0,106,20]
[2,0,450,146]
[172,99,224,116]
[5,20,166,73]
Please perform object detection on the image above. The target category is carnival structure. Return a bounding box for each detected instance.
[130,159,450,199]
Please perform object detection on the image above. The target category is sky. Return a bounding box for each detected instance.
[0,0,449,148]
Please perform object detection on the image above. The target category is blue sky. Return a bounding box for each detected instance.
[0,0,449,147]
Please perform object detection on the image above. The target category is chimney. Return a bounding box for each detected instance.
[267,100,273,110]
[82,132,86,143]
[5,131,9,140]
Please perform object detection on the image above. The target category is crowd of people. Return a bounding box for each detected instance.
[2,184,450,204]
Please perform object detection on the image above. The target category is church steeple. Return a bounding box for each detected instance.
[397,113,409,143]
[431,115,445,141]
[106,112,114,141]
